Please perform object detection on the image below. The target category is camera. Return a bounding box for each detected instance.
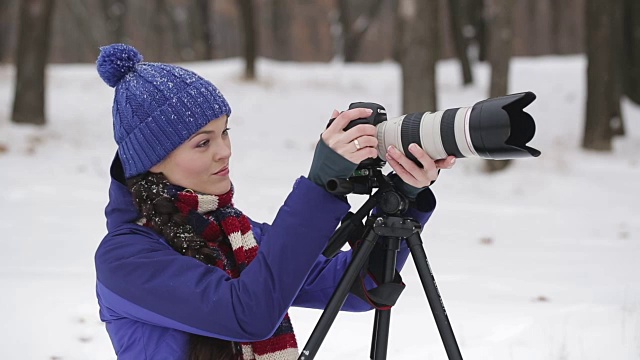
[339,91,541,167]
[325,91,541,196]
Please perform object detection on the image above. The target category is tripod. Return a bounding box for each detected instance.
[298,169,463,360]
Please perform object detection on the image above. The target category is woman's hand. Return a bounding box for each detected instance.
[322,108,378,164]
[386,144,456,188]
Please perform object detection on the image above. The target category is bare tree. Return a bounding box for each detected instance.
[239,0,257,79]
[447,0,473,84]
[101,0,127,43]
[397,0,439,114]
[338,0,384,62]
[583,0,624,151]
[12,0,55,125]
[147,0,175,62]
[168,0,214,61]
[192,0,213,60]
[0,1,18,63]
[623,0,640,104]
[64,0,102,55]
[271,0,292,60]
[611,0,625,137]
[467,0,487,62]
[484,0,514,172]
[487,0,513,99]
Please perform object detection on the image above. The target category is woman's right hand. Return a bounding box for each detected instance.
[307,108,379,189]
[322,108,379,164]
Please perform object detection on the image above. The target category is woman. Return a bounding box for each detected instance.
[94,43,455,360]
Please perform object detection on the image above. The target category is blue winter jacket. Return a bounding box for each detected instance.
[95,155,435,359]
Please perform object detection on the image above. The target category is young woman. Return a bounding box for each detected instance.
[94,43,455,360]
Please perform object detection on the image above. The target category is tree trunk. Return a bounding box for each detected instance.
[337,0,351,61]
[398,0,439,114]
[550,0,563,54]
[149,0,174,62]
[448,0,473,84]
[583,0,622,151]
[189,0,213,60]
[488,0,513,98]
[468,0,487,61]
[271,0,292,61]
[239,0,257,79]
[166,4,192,61]
[101,0,127,43]
[623,0,640,104]
[0,0,18,63]
[339,0,385,63]
[485,0,513,172]
[12,0,55,126]
[65,0,101,56]
[611,0,625,136]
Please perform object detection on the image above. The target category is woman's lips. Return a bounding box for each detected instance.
[214,166,229,176]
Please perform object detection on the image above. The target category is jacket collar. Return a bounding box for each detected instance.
[105,153,141,232]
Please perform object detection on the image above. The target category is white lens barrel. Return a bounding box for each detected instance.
[376,106,480,163]
[419,111,448,160]
[455,106,477,157]
[377,115,405,161]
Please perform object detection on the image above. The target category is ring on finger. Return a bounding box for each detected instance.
[354,139,361,151]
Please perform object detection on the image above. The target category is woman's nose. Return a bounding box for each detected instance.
[213,141,231,161]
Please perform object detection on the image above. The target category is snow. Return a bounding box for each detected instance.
[1,55,639,359]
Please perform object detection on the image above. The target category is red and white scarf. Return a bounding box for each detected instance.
[147,186,299,359]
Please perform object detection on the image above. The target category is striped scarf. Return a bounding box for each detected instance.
[171,186,299,359]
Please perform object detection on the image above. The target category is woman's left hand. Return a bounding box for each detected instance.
[386,144,456,188]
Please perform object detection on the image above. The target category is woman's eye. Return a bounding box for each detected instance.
[222,127,231,136]
[196,139,209,148]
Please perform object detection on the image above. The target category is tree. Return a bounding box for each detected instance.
[101,0,127,44]
[63,0,102,59]
[447,0,473,84]
[487,0,513,99]
[271,0,292,61]
[397,0,439,114]
[0,1,18,63]
[186,0,213,60]
[484,0,514,172]
[611,0,625,137]
[583,0,624,151]
[337,0,384,62]
[239,0,257,79]
[467,0,487,62]
[622,0,640,104]
[12,0,55,126]
[148,0,174,62]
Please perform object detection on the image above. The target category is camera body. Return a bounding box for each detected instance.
[344,102,389,130]
[345,102,389,170]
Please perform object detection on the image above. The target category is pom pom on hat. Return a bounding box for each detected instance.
[97,43,143,87]
[97,43,231,178]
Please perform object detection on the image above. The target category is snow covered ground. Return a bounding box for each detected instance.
[0,55,639,359]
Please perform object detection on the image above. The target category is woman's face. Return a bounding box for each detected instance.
[150,115,232,195]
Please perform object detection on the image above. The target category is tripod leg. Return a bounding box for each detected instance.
[299,228,380,360]
[406,233,463,360]
[370,237,401,360]
[370,313,379,359]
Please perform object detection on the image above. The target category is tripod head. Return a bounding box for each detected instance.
[322,168,412,258]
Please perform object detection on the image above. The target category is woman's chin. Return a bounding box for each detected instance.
[210,179,232,195]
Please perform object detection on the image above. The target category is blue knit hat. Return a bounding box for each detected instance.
[97,43,232,178]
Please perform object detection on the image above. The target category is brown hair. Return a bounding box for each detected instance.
[127,172,235,360]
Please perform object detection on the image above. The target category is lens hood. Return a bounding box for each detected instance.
[468,91,541,159]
